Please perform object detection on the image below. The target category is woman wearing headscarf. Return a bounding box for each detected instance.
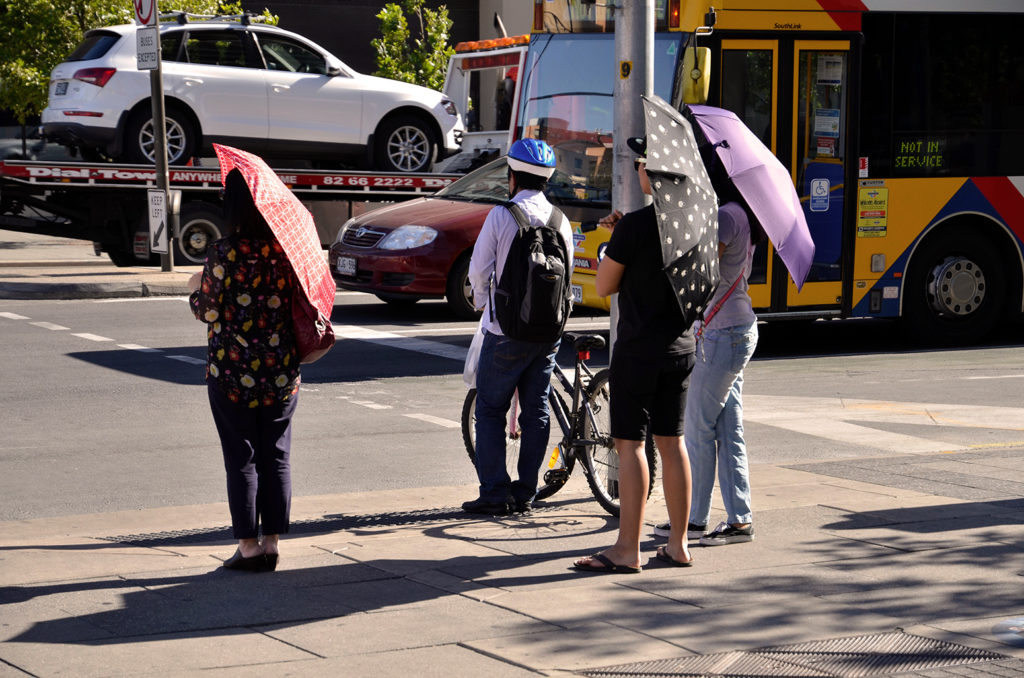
[189,168,300,572]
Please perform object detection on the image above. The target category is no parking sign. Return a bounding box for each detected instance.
[134,0,157,26]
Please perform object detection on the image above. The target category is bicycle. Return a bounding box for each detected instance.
[461,331,657,516]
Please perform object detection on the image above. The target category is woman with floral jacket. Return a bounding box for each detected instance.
[189,168,299,573]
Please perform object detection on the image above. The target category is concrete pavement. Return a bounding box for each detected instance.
[0,231,198,299]
[3,232,1024,677]
[3,459,1024,677]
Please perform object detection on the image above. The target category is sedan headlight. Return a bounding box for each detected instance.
[378,225,438,250]
[441,99,458,117]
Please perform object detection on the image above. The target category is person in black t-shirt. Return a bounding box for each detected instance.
[573,137,697,574]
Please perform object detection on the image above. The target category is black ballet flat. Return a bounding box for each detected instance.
[223,549,267,572]
[264,553,279,571]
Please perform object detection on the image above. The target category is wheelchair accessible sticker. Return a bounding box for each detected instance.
[810,178,830,212]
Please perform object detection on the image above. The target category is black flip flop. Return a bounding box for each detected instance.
[655,546,694,567]
[573,552,642,574]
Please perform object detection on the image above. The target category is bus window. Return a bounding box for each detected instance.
[796,49,848,283]
[721,49,774,149]
[514,32,683,201]
[720,43,777,289]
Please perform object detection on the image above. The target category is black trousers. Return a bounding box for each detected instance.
[207,383,298,539]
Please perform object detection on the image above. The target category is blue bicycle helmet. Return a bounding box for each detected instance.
[507,138,556,178]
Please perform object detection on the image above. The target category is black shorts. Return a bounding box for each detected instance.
[609,351,695,441]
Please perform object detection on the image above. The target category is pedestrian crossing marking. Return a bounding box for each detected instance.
[745,395,1024,454]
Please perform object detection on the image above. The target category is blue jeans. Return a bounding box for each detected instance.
[474,331,559,504]
[685,322,758,526]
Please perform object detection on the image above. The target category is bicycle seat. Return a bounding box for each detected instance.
[564,332,606,353]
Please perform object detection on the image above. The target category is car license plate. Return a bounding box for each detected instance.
[55,81,68,96]
[336,256,356,276]
[572,284,583,303]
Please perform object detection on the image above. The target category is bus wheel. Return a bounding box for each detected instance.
[175,203,224,265]
[902,230,1004,344]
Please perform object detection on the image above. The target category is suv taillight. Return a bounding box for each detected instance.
[73,67,116,87]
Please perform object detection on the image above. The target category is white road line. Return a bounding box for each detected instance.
[30,321,69,331]
[964,374,1024,380]
[348,400,392,410]
[119,344,162,353]
[166,355,205,365]
[0,312,29,320]
[335,325,468,361]
[71,333,113,342]
[745,395,1024,454]
[403,413,461,428]
[334,321,609,362]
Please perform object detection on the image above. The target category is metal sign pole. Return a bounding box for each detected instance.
[610,0,653,351]
[136,0,172,271]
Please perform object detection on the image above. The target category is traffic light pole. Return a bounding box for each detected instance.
[609,0,653,350]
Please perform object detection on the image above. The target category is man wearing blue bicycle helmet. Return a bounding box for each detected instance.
[463,138,574,515]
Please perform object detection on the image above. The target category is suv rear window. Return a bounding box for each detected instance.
[67,31,121,61]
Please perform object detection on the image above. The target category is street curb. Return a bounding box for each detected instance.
[0,280,191,299]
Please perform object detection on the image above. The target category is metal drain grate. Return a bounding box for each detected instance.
[583,632,1010,677]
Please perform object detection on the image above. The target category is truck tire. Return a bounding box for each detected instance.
[446,253,480,320]
[374,115,436,173]
[176,203,224,265]
[124,106,197,166]
[902,228,1005,344]
[104,244,135,267]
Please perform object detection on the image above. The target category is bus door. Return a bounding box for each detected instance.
[789,40,850,310]
[719,39,851,314]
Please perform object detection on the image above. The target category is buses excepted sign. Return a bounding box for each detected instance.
[136,27,158,70]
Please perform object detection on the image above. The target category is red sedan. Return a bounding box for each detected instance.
[328,157,608,318]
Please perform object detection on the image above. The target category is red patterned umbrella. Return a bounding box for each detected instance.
[213,144,334,318]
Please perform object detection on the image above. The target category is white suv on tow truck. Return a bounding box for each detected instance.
[41,13,463,172]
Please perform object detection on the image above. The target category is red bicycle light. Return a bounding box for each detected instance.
[579,350,591,361]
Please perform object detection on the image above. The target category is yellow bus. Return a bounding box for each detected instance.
[521,0,1024,343]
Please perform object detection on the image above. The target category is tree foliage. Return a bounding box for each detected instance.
[372,0,454,92]
[0,1,277,125]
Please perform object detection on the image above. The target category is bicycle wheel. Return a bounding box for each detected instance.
[580,368,658,516]
[461,388,573,501]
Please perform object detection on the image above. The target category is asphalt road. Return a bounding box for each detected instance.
[2,289,1022,523]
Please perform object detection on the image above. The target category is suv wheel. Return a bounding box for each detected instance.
[375,115,436,173]
[124,106,197,165]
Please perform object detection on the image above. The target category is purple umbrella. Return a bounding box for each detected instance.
[685,104,815,290]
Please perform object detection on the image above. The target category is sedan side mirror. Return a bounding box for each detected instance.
[326,66,342,77]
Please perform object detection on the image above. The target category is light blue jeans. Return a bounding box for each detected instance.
[685,322,758,526]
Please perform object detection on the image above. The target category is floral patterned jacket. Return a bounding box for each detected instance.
[189,236,300,407]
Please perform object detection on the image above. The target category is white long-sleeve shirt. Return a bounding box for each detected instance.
[468,189,574,336]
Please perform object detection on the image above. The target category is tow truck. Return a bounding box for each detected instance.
[0,36,526,269]
[0,159,457,266]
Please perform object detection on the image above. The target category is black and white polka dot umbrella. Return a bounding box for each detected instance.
[642,94,721,328]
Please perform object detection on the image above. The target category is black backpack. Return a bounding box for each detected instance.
[491,201,572,343]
